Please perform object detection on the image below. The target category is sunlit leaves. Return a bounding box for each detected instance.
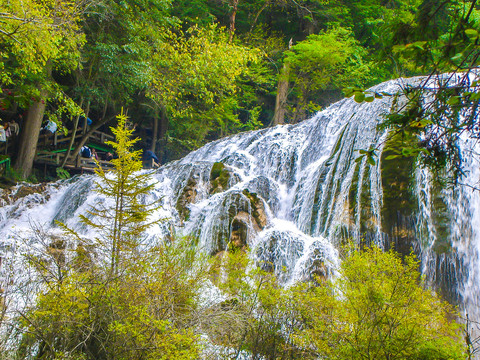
[355,147,378,166]
[292,246,465,359]
[0,0,85,83]
[148,24,261,147]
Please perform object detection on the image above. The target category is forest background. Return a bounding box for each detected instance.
[1,0,478,180]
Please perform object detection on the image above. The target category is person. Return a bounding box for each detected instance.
[80,117,93,130]
[81,145,91,158]
[91,148,99,161]
[40,119,57,148]
[45,120,57,134]
[105,152,113,161]
[3,122,10,138]
[0,123,6,142]
[144,149,160,168]
[8,119,19,136]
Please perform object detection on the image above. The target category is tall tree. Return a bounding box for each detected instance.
[80,110,158,274]
[148,24,261,150]
[0,0,87,178]
[278,27,371,123]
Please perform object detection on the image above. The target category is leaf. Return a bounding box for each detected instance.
[413,119,433,128]
[411,41,427,50]
[355,155,364,163]
[392,44,407,53]
[344,87,355,97]
[447,96,460,105]
[364,96,374,103]
[465,29,479,40]
[367,156,376,166]
[450,53,464,63]
[384,154,401,160]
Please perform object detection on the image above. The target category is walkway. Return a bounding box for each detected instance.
[34,127,115,173]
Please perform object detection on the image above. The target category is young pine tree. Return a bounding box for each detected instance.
[15,111,205,360]
[79,109,160,275]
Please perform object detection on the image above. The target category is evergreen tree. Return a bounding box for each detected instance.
[80,109,159,275]
[15,112,206,359]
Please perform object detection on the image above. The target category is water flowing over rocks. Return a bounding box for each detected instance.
[2,74,480,324]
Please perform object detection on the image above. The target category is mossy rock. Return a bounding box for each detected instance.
[228,212,250,251]
[380,132,417,255]
[0,176,16,189]
[14,183,48,199]
[430,178,452,254]
[210,162,230,194]
[0,182,50,205]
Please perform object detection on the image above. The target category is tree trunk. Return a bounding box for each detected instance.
[159,107,168,140]
[272,62,290,126]
[14,89,48,178]
[272,38,293,126]
[156,105,169,163]
[151,109,159,153]
[229,0,239,42]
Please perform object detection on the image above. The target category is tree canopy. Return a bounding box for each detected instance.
[0,0,479,180]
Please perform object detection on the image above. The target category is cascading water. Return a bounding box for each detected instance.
[2,75,480,337]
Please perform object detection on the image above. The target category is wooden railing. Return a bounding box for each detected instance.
[35,151,114,172]
[37,128,114,149]
[0,127,114,154]
[1,126,159,173]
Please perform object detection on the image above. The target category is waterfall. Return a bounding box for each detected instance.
[1,75,480,328]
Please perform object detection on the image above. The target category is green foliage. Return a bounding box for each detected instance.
[284,27,372,120]
[292,246,465,359]
[207,247,465,359]
[149,24,262,148]
[56,167,71,180]
[16,112,205,359]
[18,237,204,360]
[77,0,175,108]
[79,110,160,274]
[0,0,85,108]
[208,250,303,359]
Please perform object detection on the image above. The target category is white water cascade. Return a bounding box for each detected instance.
[1,75,480,330]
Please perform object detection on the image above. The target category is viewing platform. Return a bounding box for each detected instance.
[0,126,158,174]
[33,127,115,173]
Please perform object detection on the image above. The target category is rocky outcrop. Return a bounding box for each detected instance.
[228,191,269,251]
[242,189,267,230]
[210,162,233,194]
[230,212,250,249]
[176,175,198,222]
[206,189,269,254]
[0,183,57,216]
[0,182,50,206]
[175,162,241,222]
